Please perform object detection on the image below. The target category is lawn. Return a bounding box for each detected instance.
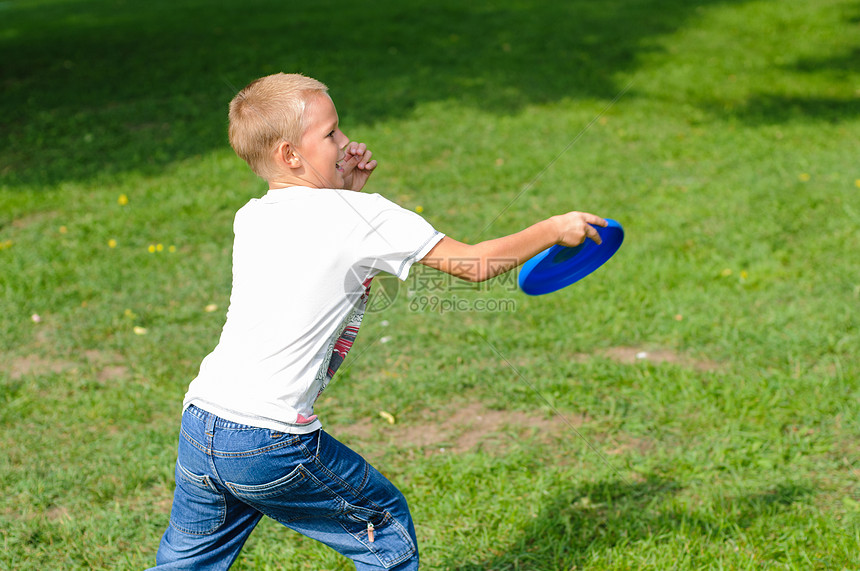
[1,0,859,569]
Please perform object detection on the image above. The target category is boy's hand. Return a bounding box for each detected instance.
[552,211,608,247]
[340,141,377,192]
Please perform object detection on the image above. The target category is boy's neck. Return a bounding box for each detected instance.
[267,175,322,190]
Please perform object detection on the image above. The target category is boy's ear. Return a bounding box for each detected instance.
[275,141,301,169]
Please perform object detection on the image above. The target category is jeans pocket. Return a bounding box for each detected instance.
[169,460,226,535]
[343,508,416,568]
[225,464,307,498]
[224,464,342,520]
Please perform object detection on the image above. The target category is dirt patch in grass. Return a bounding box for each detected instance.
[83,350,130,382]
[337,400,590,456]
[7,354,77,380]
[10,210,61,230]
[604,435,655,456]
[595,346,721,371]
[5,350,129,382]
[45,506,71,522]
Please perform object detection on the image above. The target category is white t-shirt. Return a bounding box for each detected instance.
[183,186,444,433]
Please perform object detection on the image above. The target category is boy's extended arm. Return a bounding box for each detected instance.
[421,211,607,282]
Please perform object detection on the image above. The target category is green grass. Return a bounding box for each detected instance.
[2,0,859,569]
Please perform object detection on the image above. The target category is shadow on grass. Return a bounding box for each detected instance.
[712,45,860,124]
[445,477,815,570]
[725,94,860,125]
[1,0,751,189]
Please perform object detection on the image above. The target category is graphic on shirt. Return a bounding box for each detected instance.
[315,278,373,399]
[328,321,359,378]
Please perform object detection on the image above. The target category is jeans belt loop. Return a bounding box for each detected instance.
[204,410,217,450]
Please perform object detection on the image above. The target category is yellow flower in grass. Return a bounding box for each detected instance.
[855,179,860,189]
[148,244,156,253]
[415,205,424,214]
[798,173,810,182]
[118,194,129,206]
[108,239,117,248]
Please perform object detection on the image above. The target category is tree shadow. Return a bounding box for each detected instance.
[704,40,860,124]
[1,0,750,189]
[723,93,860,125]
[444,477,816,570]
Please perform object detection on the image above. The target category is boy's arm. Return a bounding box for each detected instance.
[420,211,607,282]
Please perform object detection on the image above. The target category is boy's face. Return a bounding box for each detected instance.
[294,93,350,189]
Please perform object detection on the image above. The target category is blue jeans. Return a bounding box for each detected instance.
[151,405,419,570]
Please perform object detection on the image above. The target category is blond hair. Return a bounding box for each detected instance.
[228,73,329,180]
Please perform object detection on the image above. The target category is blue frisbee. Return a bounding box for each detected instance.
[518,219,624,295]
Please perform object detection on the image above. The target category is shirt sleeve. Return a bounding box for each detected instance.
[350,193,445,281]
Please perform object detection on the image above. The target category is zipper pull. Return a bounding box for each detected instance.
[367,521,375,543]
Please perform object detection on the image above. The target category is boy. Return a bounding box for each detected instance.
[152,73,605,570]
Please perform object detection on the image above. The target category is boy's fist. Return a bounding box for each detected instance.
[340,141,377,192]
